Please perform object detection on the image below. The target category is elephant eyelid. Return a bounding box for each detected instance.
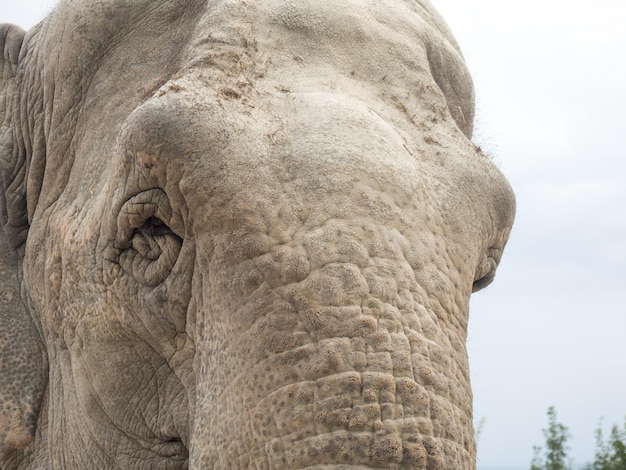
[116,190,183,244]
[108,189,184,287]
[141,216,177,238]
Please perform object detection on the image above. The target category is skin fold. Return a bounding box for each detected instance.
[0,0,515,468]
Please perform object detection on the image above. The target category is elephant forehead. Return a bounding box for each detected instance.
[157,91,425,213]
[184,0,468,90]
[264,93,425,197]
[120,88,413,179]
[36,0,474,160]
[50,0,446,49]
[260,0,435,41]
[46,0,466,98]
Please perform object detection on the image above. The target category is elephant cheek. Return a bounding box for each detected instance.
[188,243,475,468]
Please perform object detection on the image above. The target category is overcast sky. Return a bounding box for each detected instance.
[3,1,626,469]
[434,1,626,468]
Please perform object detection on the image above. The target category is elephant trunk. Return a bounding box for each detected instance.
[188,220,476,469]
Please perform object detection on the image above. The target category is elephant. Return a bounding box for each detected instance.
[0,0,515,468]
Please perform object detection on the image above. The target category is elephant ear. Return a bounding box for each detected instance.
[0,24,47,450]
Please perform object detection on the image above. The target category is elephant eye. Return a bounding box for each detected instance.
[111,189,183,287]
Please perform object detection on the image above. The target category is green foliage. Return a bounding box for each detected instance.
[530,406,572,470]
[475,416,486,447]
[529,409,626,470]
[584,418,626,470]
[531,445,544,470]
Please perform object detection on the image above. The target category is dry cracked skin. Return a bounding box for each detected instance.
[0,0,515,468]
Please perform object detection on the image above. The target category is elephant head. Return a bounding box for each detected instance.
[0,0,515,468]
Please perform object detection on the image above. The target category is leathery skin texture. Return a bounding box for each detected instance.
[0,0,515,468]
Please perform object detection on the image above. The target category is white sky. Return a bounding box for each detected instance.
[3,1,626,469]
[434,0,626,468]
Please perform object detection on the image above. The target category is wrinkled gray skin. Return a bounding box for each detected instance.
[0,0,515,468]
